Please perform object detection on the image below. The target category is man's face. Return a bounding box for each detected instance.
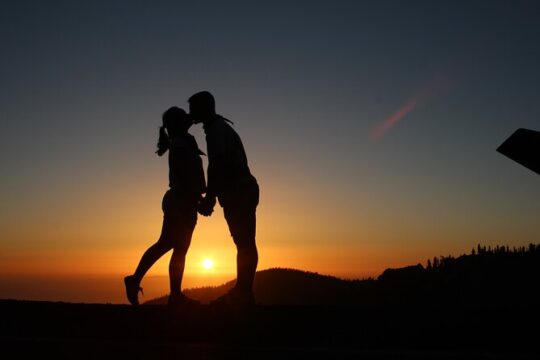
[189,102,203,124]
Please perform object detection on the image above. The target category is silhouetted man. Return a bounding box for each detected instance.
[189,91,259,306]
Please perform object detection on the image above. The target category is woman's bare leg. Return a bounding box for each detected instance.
[168,220,195,299]
[169,248,187,298]
[132,241,171,284]
[132,217,175,284]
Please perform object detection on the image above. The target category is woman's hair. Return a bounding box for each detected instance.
[156,107,190,156]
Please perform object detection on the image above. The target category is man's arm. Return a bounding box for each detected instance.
[198,130,227,216]
[205,130,228,199]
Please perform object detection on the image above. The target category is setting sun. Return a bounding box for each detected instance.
[202,258,214,270]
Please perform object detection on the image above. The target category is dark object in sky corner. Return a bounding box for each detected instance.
[497,128,540,175]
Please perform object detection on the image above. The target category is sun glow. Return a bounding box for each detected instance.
[202,258,214,270]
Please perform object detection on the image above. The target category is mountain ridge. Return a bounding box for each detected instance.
[146,243,540,306]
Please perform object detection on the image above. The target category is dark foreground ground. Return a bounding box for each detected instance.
[1,299,538,359]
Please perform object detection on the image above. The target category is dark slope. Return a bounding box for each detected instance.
[146,268,376,305]
[1,299,539,359]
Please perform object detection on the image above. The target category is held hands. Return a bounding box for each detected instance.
[197,195,216,217]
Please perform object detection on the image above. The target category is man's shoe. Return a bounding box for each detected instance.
[124,275,143,306]
[210,287,255,308]
[168,293,201,308]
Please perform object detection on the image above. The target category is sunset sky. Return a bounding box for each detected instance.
[1,1,539,302]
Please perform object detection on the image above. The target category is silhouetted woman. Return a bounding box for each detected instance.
[124,107,205,306]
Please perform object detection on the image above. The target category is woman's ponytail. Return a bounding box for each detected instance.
[156,126,169,156]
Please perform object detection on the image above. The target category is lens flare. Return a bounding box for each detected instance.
[371,73,451,140]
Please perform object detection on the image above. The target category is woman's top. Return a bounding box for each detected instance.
[168,134,206,199]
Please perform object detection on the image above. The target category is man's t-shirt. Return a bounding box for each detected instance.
[203,116,257,206]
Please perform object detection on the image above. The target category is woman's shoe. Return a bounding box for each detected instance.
[124,275,143,306]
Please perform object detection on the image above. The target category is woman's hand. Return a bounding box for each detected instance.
[197,196,216,216]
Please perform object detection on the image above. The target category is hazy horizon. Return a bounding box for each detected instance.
[0,267,382,304]
[0,273,234,304]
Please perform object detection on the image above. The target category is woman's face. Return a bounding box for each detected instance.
[166,117,192,137]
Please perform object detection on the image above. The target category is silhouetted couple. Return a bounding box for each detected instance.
[124,91,259,307]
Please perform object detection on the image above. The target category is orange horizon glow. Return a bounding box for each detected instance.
[2,165,536,302]
[1,169,533,285]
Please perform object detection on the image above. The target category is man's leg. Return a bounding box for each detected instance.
[225,206,258,293]
[236,240,258,293]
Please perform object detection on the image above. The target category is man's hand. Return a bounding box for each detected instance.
[197,196,216,217]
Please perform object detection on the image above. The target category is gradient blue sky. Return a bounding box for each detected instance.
[1,1,539,283]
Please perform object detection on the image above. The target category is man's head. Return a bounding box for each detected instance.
[188,91,216,124]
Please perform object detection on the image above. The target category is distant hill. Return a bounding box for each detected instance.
[145,268,376,305]
[146,243,540,306]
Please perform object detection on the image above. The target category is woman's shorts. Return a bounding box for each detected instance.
[159,189,198,248]
[162,189,197,214]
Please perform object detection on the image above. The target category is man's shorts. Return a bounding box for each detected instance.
[220,178,259,247]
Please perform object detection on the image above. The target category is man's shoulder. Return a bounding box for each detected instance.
[205,116,237,137]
